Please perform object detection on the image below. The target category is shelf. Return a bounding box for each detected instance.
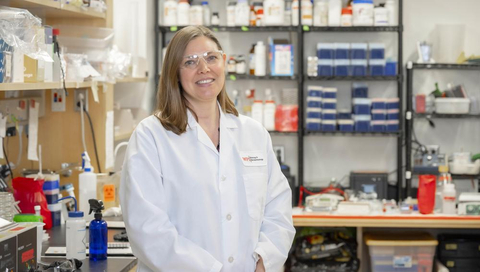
[412,169,480,179]
[226,74,297,81]
[415,113,480,119]
[4,0,106,19]
[292,212,480,229]
[269,131,298,136]
[306,131,400,137]
[306,75,400,81]
[0,81,98,91]
[412,63,480,70]
[116,77,149,83]
[159,25,297,33]
[304,26,401,32]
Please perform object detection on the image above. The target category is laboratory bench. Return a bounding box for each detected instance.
[40,219,137,272]
[292,208,480,272]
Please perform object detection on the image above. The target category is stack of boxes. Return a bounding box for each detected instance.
[316,42,397,77]
[306,84,400,132]
[42,174,62,227]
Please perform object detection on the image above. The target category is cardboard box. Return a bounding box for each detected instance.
[269,38,294,76]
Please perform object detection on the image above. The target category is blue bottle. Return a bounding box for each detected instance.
[89,199,108,261]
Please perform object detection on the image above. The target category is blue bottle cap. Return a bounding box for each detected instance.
[202,1,208,4]
[68,211,84,218]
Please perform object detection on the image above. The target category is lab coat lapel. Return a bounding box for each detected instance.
[218,109,238,162]
[187,108,219,154]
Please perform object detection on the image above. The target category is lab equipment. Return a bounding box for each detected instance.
[89,199,108,261]
[305,193,344,212]
[58,196,86,260]
[457,193,480,215]
[442,183,456,214]
[350,172,388,200]
[79,152,97,221]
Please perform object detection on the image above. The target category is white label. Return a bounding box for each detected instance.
[240,151,267,167]
[274,47,292,75]
[393,256,412,268]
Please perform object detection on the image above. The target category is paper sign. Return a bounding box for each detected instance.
[0,114,6,137]
[28,101,39,161]
[105,111,114,170]
[91,81,99,103]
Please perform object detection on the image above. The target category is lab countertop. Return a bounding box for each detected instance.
[41,217,137,272]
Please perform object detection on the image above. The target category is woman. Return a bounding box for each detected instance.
[120,26,295,272]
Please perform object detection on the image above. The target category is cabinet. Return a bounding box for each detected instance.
[405,62,480,196]
[154,0,404,200]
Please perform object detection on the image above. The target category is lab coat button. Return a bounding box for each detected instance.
[226,214,232,221]
[228,256,234,263]
[221,175,226,181]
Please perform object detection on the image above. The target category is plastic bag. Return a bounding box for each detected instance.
[107,45,131,80]
[12,177,53,229]
[0,6,53,62]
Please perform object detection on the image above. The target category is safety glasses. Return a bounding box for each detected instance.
[181,50,224,70]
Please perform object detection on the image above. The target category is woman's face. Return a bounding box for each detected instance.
[179,36,226,106]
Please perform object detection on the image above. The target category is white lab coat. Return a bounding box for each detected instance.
[120,105,295,272]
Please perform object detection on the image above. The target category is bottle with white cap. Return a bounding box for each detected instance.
[254,41,266,76]
[58,196,86,260]
[442,182,457,214]
[264,89,276,131]
[79,152,97,221]
[252,100,264,125]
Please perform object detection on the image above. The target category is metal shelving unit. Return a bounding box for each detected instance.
[154,0,404,200]
[405,62,480,197]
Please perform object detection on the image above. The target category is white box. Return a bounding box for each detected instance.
[434,98,470,114]
[12,49,24,83]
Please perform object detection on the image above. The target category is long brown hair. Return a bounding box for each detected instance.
[154,26,238,135]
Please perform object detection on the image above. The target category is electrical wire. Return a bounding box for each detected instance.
[83,106,102,173]
[79,97,87,152]
[16,126,23,167]
[3,139,13,180]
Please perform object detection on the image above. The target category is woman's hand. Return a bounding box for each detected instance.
[255,256,265,272]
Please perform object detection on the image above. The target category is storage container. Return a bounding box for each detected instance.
[369,43,385,59]
[338,119,354,132]
[386,120,399,132]
[354,115,371,132]
[352,82,368,98]
[351,59,367,76]
[372,98,387,109]
[337,109,352,120]
[365,232,438,272]
[385,60,397,76]
[369,59,386,76]
[318,59,334,76]
[307,96,322,108]
[322,98,337,110]
[322,87,337,99]
[353,98,372,115]
[372,109,387,120]
[434,98,470,114]
[308,86,323,97]
[387,109,399,120]
[351,43,368,59]
[306,118,321,131]
[371,120,386,132]
[335,43,350,59]
[317,43,335,59]
[386,97,400,109]
[322,109,337,120]
[306,108,322,118]
[321,120,336,131]
[334,59,350,76]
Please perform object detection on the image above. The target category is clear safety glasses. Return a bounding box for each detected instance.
[181,50,224,70]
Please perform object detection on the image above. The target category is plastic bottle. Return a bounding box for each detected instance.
[243,89,255,117]
[79,152,97,221]
[254,41,266,76]
[385,0,397,26]
[264,0,285,26]
[189,3,204,25]
[249,4,257,26]
[202,1,211,26]
[328,0,341,26]
[340,7,353,27]
[163,0,177,26]
[249,44,256,75]
[283,1,291,26]
[301,0,313,25]
[236,55,247,74]
[442,183,457,215]
[235,0,250,26]
[254,2,264,26]
[314,0,328,26]
[264,89,276,131]
[89,199,108,261]
[352,0,374,26]
[177,0,190,26]
[227,2,236,26]
[58,196,86,260]
[211,12,220,26]
[291,0,299,26]
[252,100,264,125]
[374,5,388,26]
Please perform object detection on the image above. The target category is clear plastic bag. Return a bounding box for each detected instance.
[107,45,131,80]
[0,6,53,62]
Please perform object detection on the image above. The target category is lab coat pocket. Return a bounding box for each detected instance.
[243,173,268,220]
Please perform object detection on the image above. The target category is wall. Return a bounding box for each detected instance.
[120,0,480,188]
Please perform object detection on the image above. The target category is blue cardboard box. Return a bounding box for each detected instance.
[269,38,294,76]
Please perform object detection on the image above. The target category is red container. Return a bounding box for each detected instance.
[275,105,298,132]
[13,177,53,229]
[415,94,426,113]
[418,175,436,214]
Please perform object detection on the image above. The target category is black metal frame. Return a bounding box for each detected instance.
[154,0,404,201]
[405,62,480,197]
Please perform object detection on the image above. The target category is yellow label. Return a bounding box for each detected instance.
[445,244,458,250]
[103,184,115,202]
[446,261,455,267]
